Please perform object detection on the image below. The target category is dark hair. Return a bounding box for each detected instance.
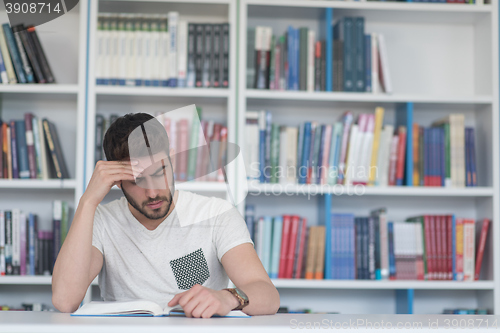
[103,113,170,161]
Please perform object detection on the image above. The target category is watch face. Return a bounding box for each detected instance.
[235,288,249,302]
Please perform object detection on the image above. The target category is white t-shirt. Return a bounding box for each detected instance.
[92,190,253,308]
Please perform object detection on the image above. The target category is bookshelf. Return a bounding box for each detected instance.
[83,0,238,303]
[0,0,89,310]
[237,0,499,315]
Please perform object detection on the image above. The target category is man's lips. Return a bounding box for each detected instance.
[146,200,163,209]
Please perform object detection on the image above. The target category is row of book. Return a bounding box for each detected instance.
[0,114,69,180]
[0,201,70,276]
[245,206,490,281]
[95,13,229,88]
[249,18,391,93]
[95,109,229,182]
[0,23,54,84]
[0,303,51,311]
[442,309,488,315]
[244,109,477,187]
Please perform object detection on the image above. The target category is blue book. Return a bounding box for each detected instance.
[424,128,430,186]
[258,111,266,183]
[363,218,370,279]
[368,217,375,280]
[334,18,354,91]
[470,128,477,186]
[28,213,36,275]
[264,111,272,183]
[0,38,8,83]
[440,127,446,186]
[296,123,304,181]
[325,8,333,91]
[10,120,19,179]
[465,128,472,187]
[328,122,343,185]
[353,17,365,92]
[388,222,396,279]
[316,124,326,184]
[299,122,312,184]
[364,34,372,92]
[244,204,255,242]
[355,218,363,279]
[287,26,294,90]
[270,216,283,279]
[294,28,300,91]
[347,214,355,279]
[2,24,26,83]
[395,103,413,186]
[331,214,339,279]
[15,120,30,179]
[262,216,273,276]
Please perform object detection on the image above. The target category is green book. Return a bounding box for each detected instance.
[299,27,308,91]
[270,124,280,183]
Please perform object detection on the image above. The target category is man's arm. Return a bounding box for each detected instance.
[52,160,139,313]
[220,243,280,316]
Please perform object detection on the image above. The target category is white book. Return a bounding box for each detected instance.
[0,211,5,275]
[150,15,161,85]
[133,14,143,85]
[377,125,394,186]
[463,220,476,281]
[118,14,128,85]
[72,300,249,317]
[95,15,105,84]
[177,20,188,87]
[38,118,49,180]
[371,33,380,94]
[355,115,375,185]
[307,29,315,92]
[101,13,112,85]
[142,16,153,85]
[279,126,288,185]
[124,14,136,86]
[245,111,260,180]
[110,14,120,85]
[476,0,484,4]
[12,209,20,274]
[344,124,359,186]
[286,127,298,184]
[158,14,169,86]
[168,12,179,87]
[377,34,392,94]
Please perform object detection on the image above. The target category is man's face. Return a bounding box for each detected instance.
[120,151,175,221]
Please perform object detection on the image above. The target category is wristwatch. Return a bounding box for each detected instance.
[223,287,249,310]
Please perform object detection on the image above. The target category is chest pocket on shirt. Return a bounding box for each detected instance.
[170,248,210,290]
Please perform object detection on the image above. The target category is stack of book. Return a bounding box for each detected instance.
[95,13,229,88]
[0,23,54,84]
[245,205,491,281]
[95,109,228,183]
[249,17,391,93]
[245,109,477,188]
[1,114,70,180]
[0,201,70,276]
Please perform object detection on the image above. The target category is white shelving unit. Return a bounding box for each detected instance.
[0,0,89,310]
[2,0,499,316]
[238,0,499,314]
[84,0,238,303]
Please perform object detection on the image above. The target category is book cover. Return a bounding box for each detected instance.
[15,120,30,179]
[11,25,35,83]
[294,218,307,279]
[0,25,16,83]
[12,209,20,275]
[314,226,325,280]
[43,119,70,179]
[24,113,37,179]
[286,215,300,279]
[3,23,26,83]
[474,219,490,280]
[10,120,19,179]
[463,219,475,281]
[5,211,13,275]
[17,25,45,83]
[353,17,365,92]
[19,211,26,275]
[186,23,196,88]
[305,226,317,280]
[278,215,291,279]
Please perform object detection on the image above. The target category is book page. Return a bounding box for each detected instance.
[73,300,164,316]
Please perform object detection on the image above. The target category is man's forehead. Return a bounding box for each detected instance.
[133,152,170,169]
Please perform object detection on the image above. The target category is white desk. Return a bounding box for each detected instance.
[0,312,497,333]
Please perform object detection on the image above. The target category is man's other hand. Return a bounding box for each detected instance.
[167,284,240,318]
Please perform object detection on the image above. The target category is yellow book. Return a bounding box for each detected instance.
[368,107,384,186]
[413,123,420,186]
[305,226,317,279]
[314,226,326,280]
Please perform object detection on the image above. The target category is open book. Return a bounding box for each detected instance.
[71,300,250,318]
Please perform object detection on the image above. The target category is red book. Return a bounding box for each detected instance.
[429,215,437,280]
[437,215,445,280]
[455,218,464,281]
[278,215,292,279]
[395,126,406,186]
[176,119,189,181]
[446,215,453,280]
[24,113,37,179]
[286,215,300,279]
[294,218,308,279]
[423,215,432,280]
[474,219,491,280]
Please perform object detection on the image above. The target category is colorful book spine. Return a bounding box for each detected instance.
[3,23,27,83]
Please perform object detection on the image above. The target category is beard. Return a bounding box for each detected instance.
[122,186,174,221]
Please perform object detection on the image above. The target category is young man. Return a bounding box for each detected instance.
[52,113,280,318]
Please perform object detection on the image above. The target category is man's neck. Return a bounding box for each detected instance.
[128,190,178,231]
